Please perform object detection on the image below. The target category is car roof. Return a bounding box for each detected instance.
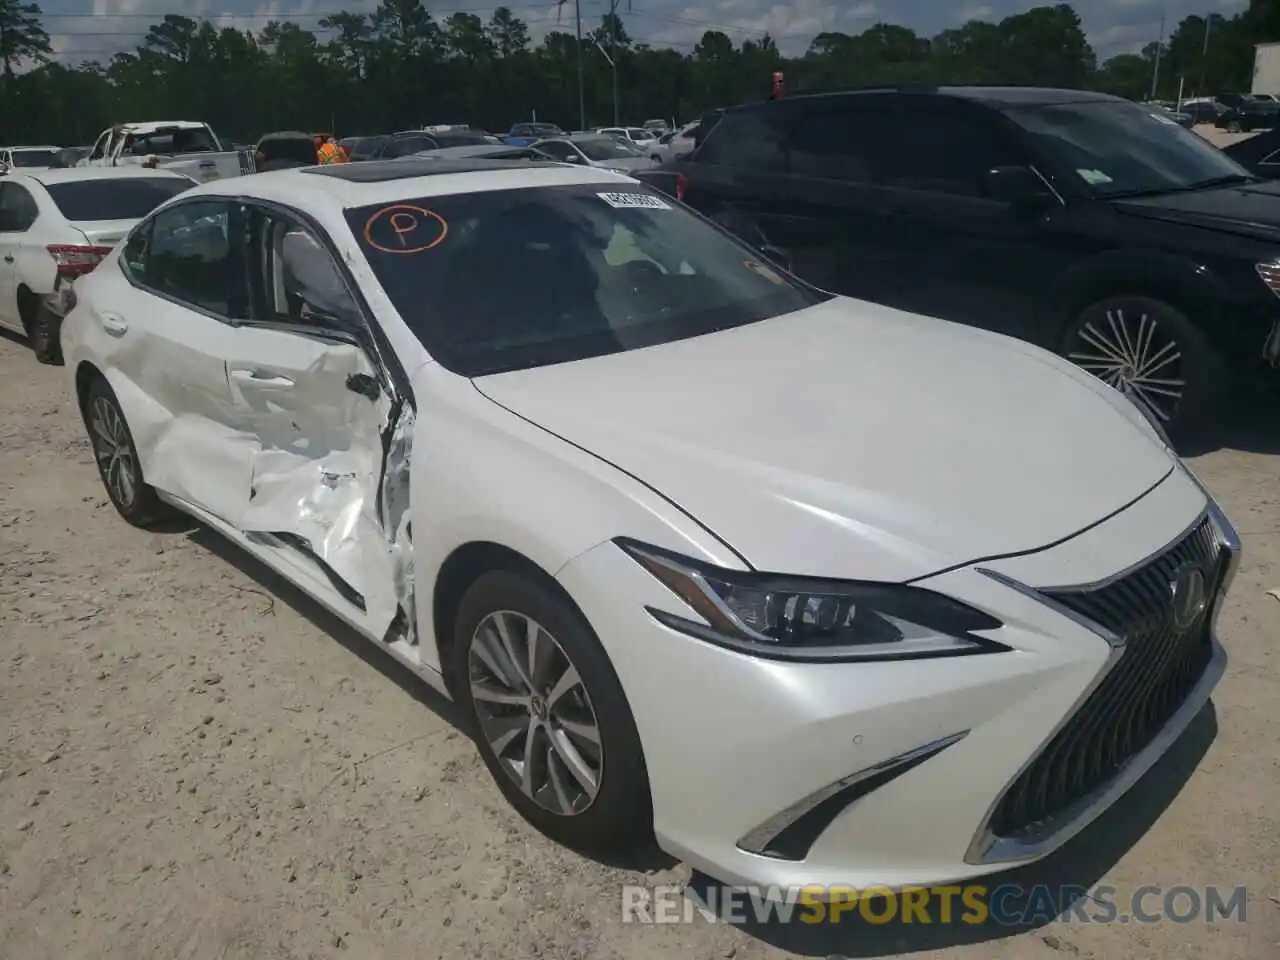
[21,166,190,185]
[180,159,638,211]
[119,121,208,134]
[411,145,540,159]
[742,85,1122,111]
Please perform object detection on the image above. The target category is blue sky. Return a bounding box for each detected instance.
[41,0,1250,63]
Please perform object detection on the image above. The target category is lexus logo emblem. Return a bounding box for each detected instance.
[1169,562,1208,629]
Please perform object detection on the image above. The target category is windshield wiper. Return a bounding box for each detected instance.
[1180,174,1259,190]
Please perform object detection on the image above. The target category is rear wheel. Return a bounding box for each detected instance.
[453,570,651,852]
[30,302,63,365]
[82,376,175,527]
[1061,295,1224,441]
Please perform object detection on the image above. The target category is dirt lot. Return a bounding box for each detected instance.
[1,318,1278,958]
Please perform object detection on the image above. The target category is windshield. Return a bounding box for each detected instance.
[1005,100,1253,197]
[125,127,218,156]
[347,184,826,375]
[626,128,650,140]
[11,149,59,167]
[46,177,192,220]
[576,137,643,161]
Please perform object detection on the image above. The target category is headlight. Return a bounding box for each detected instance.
[1255,260,1280,298]
[616,539,1006,662]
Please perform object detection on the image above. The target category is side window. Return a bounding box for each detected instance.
[121,221,152,276]
[145,200,247,319]
[88,131,110,162]
[384,136,431,158]
[790,105,899,183]
[537,140,574,161]
[0,183,39,232]
[1261,149,1280,168]
[886,105,1028,198]
[694,110,787,171]
[251,207,362,334]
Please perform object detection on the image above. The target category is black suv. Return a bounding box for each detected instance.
[644,85,1280,438]
[1214,93,1279,133]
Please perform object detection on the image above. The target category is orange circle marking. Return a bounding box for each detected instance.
[363,204,449,254]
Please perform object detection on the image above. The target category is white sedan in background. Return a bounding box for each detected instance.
[0,166,193,362]
[596,126,657,149]
[646,120,700,164]
[60,157,1238,891]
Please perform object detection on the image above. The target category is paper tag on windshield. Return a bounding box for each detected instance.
[598,192,670,210]
[1077,168,1114,185]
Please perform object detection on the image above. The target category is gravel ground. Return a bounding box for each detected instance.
[0,312,1277,959]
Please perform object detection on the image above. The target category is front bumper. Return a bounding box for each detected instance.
[555,469,1239,890]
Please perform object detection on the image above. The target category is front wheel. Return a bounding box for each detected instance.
[453,570,652,853]
[1061,295,1224,442]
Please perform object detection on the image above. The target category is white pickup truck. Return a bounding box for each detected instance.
[78,121,254,183]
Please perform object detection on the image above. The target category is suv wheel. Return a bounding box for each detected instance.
[453,571,652,852]
[1227,118,1242,133]
[1062,295,1223,441]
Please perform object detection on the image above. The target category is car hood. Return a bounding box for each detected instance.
[473,298,1175,582]
[1111,179,1280,242]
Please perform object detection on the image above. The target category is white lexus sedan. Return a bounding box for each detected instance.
[60,158,1240,891]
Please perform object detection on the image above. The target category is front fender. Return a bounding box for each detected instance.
[409,364,747,673]
[1048,248,1236,336]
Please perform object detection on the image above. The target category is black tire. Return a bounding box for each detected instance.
[82,375,175,527]
[30,301,63,365]
[1060,294,1225,443]
[1227,118,1242,133]
[452,570,652,853]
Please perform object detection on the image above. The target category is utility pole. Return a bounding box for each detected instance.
[1199,12,1212,96]
[609,0,621,126]
[1150,12,1165,100]
[575,0,586,132]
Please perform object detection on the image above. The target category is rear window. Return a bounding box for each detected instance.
[346,184,826,376]
[577,137,643,160]
[125,127,217,156]
[46,177,192,221]
[11,150,59,167]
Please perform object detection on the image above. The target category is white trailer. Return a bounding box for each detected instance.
[1253,41,1280,96]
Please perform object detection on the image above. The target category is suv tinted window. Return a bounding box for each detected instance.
[887,104,1025,197]
[145,200,246,318]
[790,104,896,182]
[695,110,787,170]
[46,177,191,221]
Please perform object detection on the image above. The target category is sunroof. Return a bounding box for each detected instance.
[301,158,562,182]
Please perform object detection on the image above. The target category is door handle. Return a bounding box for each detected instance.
[100,313,127,336]
[229,368,294,387]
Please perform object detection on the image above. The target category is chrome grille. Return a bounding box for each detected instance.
[237,148,257,176]
[989,516,1224,839]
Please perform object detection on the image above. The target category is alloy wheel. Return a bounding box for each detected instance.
[467,610,603,816]
[1067,308,1185,424]
[89,395,138,508]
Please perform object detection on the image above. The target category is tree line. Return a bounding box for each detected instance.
[0,0,1276,147]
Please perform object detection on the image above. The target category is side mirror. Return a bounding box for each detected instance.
[983,165,1056,206]
[564,153,584,164]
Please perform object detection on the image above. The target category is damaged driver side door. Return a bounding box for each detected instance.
[222,202,412,640]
